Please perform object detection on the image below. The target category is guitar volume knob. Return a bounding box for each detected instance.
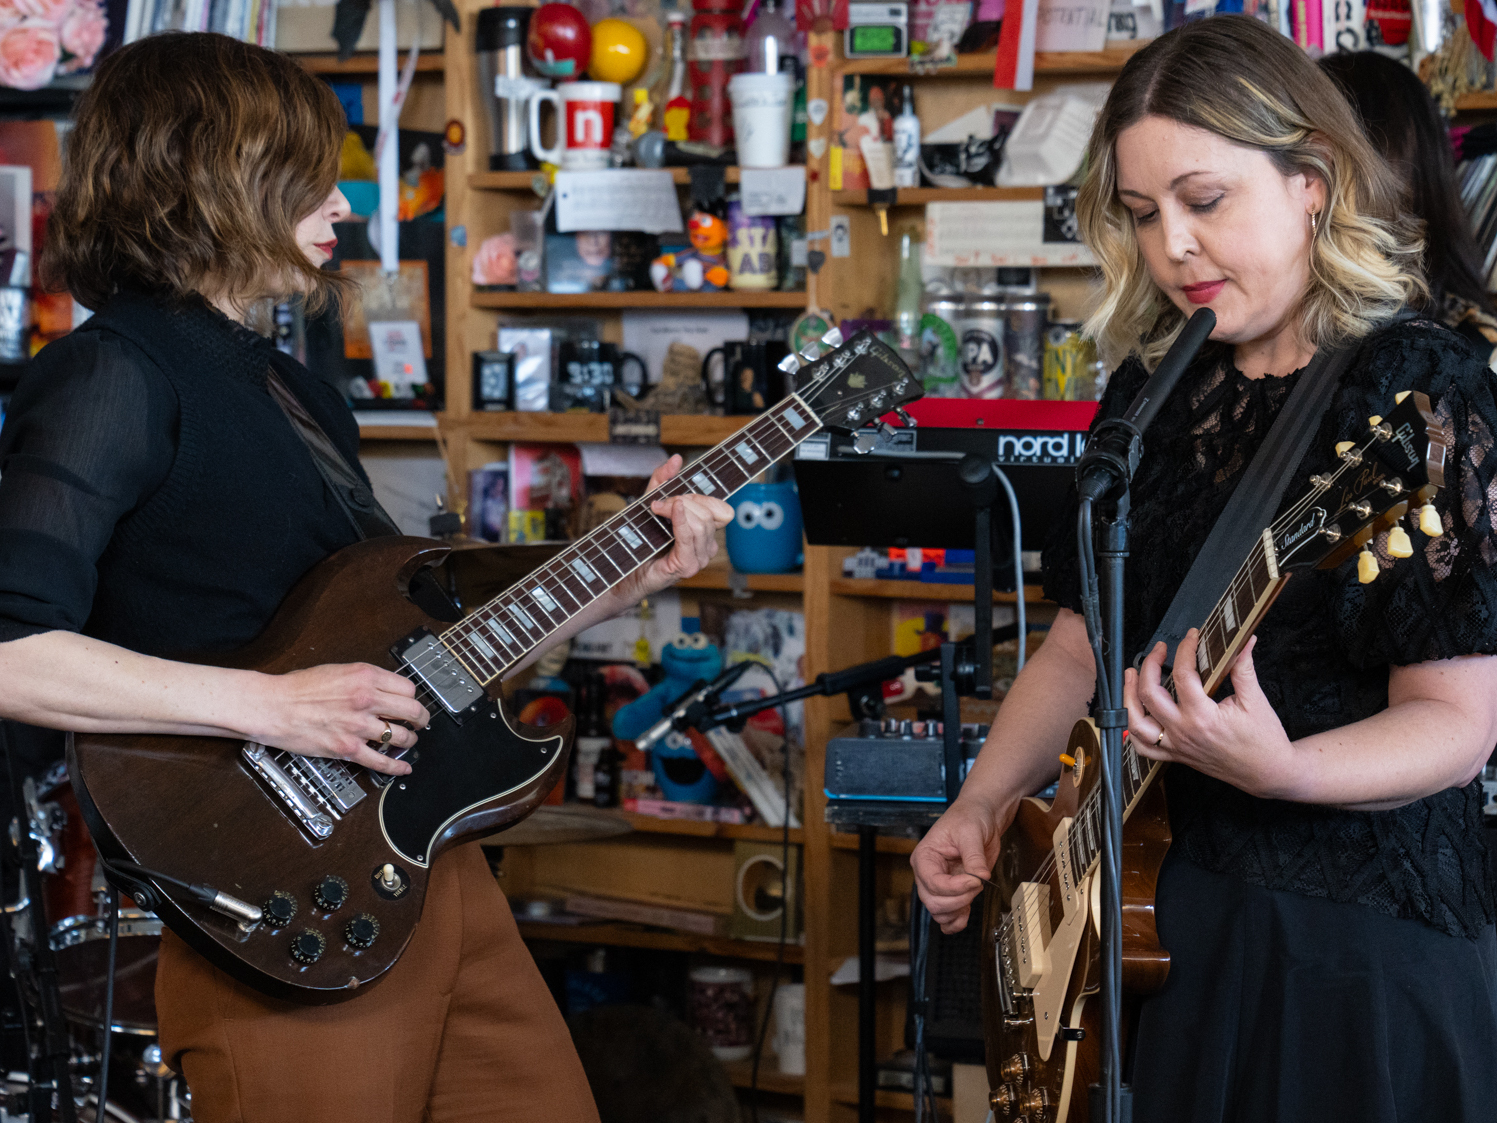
[313,875,349,912]
[262,891,297,928]
[289,929,326,965]
[344,913,380,950]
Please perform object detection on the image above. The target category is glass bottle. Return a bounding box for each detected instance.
[745,0,795,74]
[895,229,923,362]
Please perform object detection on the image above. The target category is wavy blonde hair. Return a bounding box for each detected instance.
[1077,15,1425,369]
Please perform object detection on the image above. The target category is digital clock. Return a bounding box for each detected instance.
[844,2,908,59]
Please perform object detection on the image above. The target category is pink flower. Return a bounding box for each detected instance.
[15,0,70,24]
[59,2,103,66]
[0,20,58,90]
[0,0,26,30]
[471,233,517,287]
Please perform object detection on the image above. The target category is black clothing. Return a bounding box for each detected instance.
[1043,318,1497,939]
[1133,852,1497,1122]
[0,292,367,659]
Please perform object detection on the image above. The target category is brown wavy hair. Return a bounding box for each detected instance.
[1076,15,1424,368]
[44,32,352,314]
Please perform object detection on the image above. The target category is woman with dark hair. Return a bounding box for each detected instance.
[0,32,732,1123]
[1321,49,1497,361]
[914,15,1497,1122]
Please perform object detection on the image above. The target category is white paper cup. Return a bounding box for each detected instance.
[729,72,794,168]
[771,982,806,1076]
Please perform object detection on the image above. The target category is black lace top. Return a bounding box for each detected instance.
[1043,318,1497,939]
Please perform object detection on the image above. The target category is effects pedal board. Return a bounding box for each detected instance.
[824,718,987,828]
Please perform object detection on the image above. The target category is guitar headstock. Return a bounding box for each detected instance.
[788,328,924,433]
[1272,390,1448,581]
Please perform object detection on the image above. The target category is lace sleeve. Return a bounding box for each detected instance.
[1041,356,1153,611]
[1330,326,1497,667]
[0,332,176,643]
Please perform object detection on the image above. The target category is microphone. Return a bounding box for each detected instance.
[635,660,754,752]
[1075,308,1216,502]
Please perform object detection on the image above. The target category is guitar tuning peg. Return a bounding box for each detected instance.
[820,327,845,348]
[1335,441,1354,457]
[1357,547,1380,585]
[1386,525,1414,558]
[1368,415,1383,427]
[799,343,825,363]
[1394,390,1411,404]
[777,354,802,375]
[1419,502,1443,537]
[895,407,918,427]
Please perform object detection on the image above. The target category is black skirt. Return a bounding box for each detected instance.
[1130,852,1497,1122]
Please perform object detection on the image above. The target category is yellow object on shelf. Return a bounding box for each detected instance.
[590,18,648,84]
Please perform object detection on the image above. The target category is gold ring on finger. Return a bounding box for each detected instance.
[380,721,393,745]
[1153,730,1165,747]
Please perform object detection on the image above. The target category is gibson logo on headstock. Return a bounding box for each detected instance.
[1390,421,1419,470]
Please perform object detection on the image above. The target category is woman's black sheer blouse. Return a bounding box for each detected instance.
[1043,318,1497,939]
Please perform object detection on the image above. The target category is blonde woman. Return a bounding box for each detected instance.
[913,16,1497,1119]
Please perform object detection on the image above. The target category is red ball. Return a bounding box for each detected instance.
[527,3,593,80]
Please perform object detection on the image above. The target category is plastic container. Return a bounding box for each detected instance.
[688,0,744,146]
[728,71,794,167]
[688,966,755,1060]
[726,480,803,573]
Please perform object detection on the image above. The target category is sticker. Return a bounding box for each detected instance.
[443,118,466,155]
[830,215,851,258]
[450,224,467,248]
[810,41,831,68]
[808,137,827,159]
[807,98,829,126]
[829,145,843,191]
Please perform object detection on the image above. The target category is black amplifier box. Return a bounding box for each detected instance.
[824,719,988,805]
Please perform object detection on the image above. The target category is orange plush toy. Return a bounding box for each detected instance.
[650,208,731,292]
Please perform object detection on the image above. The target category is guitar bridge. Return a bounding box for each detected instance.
[242,743,366,842]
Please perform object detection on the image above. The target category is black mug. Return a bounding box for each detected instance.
[554,340,648,410]
[701,340,791,414]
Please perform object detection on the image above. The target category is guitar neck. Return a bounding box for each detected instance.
[1069,528,1290,877]
[434,399,826,688]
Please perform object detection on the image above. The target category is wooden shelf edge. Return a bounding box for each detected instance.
[829,579,1049,603]
[291,52,444,75]
[676,564,805,594]
[829,1083,953,1113]
[828,832,918,855]
[470,167,790,190]
[515,919,805,963]
[616,807,806,843]
[723,1059,805,1096]
[836,40,1149,78]
[470,291,808,309]
[832,186,1044,206]
[358,424,440,441]
[1455,90,1497,110]
[457,411,759,446]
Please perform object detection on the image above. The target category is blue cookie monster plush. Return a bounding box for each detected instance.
[612,633,722,804]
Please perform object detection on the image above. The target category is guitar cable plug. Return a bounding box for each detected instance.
[102,859,264,928]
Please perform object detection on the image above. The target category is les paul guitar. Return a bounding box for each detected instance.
[980,390,1449,1123]
[68,329,921,1004]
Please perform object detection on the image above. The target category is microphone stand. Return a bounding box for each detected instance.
[1073,308,1215,1123]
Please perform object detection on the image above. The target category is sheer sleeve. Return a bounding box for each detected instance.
[1040,355,1153,612]
[1329,324,1497,668]
[0,332,176,643]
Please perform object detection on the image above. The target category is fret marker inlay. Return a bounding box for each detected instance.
[620,525,643,550]
[511,606,537,631]
[690,472,716,494]
[783,407,805,428]
[471,635,497,659]
[531,587,557,613]
[572,559,597,583]
[736,441,759,464]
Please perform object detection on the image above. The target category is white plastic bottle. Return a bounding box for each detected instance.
[893,84,920,188]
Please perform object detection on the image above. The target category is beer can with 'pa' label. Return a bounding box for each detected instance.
[955,296,1006,399]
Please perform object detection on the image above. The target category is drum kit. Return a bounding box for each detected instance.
[3,762,189,1123]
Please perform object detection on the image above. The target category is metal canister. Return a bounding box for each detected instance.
[955,295,1006,399]
[918,293,963,398]
[998,292,1049,400]
[1043,321,1097,401]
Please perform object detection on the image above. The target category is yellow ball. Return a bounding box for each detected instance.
[589,18,648,84]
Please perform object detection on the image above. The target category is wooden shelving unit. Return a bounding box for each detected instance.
[832,186,1044,206]
[469,166,787,190]
[828,579,1046,603]
[463,410,755,446]
[358,421,442,441]
[516,920,805,964]
[562,803,806,844]
[723,1060,806,1096]
[469,290,807,310]
[292,52,445,75]
[836,40,1149,77]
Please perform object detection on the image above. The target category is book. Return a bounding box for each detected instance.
[561,893,729,935]
[623,798,750,825]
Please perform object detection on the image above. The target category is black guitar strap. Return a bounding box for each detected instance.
[265,365,402,542]
[1141,326,1387,668]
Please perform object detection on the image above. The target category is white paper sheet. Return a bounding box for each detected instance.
[740,166,807,216]
[554,170,685,234]
[924,201,1098,267]
[1034,0,1111,51]
[576,443,668,477]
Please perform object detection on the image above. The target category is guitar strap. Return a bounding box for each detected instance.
[265,366,402,542]
[1140,315,1409,668]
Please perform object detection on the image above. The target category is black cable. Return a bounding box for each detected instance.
[0,725,36,1109]
[746,664,792,1123]
[96,885,118,1121]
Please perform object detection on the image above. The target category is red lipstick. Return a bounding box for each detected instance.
[315,239,337,257]
[1181,279,1226,304]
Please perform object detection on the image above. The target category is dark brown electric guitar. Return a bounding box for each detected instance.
[68,330,921,1004]
[979,390,1449,1123]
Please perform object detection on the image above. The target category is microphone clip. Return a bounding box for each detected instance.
[1074,417,1143,503]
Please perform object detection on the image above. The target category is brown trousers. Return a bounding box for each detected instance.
[155,843,600,1123]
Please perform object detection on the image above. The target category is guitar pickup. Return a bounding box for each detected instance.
[395,630,484,718]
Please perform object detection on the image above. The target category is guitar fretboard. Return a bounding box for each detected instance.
[435,398,824,686]
[1064,530,1283,880]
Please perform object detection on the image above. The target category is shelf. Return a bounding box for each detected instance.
[837,41,1149,77]
[609,806,806,843]
[830,579,1048,603]
[832,187,1043,206]
[830,1083,953,1115]
[1455,90,1497,111]
[358,423,441,441]
[471,291,807,310]
[723,1060,805,1096]
[291,53,445,75]
[676,558,805,594]
[828,832,919,855]
[516,919,805,963]
[464,410,757,446]
[470,167,784,191]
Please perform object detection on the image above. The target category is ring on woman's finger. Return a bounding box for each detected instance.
[1153,730,1165,748]
[379,721,393,746]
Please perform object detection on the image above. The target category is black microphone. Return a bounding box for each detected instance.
[634,660,754,751]
[1075,307,1216,502]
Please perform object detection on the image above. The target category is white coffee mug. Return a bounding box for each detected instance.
[529,81,621,170]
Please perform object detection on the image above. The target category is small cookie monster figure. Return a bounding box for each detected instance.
[612,632,722,804]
